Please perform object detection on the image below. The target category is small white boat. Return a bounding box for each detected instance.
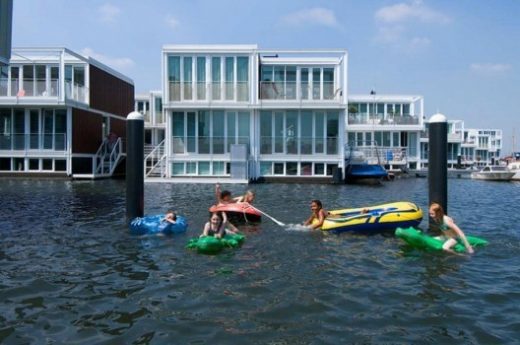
[507,161,520,180]
[471,165,514,181]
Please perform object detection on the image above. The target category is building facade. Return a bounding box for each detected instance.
[0,48,134,177]
[155,45,348,181]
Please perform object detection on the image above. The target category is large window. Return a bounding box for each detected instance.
[168,56,181,101]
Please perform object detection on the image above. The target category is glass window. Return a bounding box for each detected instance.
[36,65,46,95]
[301,68,309,100]
[326,111,338,155]
[273,162,284,175]
[29,159,39,170]
[10,67,19,95]
[314,111,324,153]
[196,57,206,100]
[260,161,272,175]
[225,57,234,100]
[172,162,184,175]
[168,56,181,101]
[0,66,8,96]
[300,111,312,154]
[287,162,297,175]
[347,132,355,146]
[383,132,391,146]
[323,68,334,99]
[14,158,24,171]
[172,112,185,153]
[55,109,67,150]
[312,69,320,99]
[286,111,298,154]
[301,162,312,175]
[30,110,39,149]
[183,57,192,100]
[198,111,210,154]
[286,66,296,99]
[0,158,11,170]
[50,67,59,96]
[186,162,196,174]
[213,111,224,154]
[23,66,34,96]
[211,57,221,100]
[274,112,284,153]
[326,164,338,176]
[13,109,25,150]
[374,132,382,146]
[187,112,196,153]
[226,111,236,152]
[237,57,248,101]
[260,111,272,154]
[55,160,66,171]
[314,163,324,175]
[213,161,225,175]
[392,132,400,147]
[198,161,210,175]
[237,112,250,148]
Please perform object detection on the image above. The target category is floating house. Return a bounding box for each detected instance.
[150,45,348,182]
[0,48,134,178]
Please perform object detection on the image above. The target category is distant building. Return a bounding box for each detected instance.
[0,48,134,177]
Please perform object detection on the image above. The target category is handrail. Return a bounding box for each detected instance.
[145,139,166,177]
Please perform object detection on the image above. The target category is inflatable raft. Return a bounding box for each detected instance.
[186,233,245,255]
[316,201,423,234]
[209,203,261,224]
[395,227,488,253]
[129,215,188,235]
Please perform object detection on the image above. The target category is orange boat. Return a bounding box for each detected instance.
[209,203,262,224]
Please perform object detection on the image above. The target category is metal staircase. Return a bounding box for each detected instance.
[94,137,124,177]
[145,139,166,178]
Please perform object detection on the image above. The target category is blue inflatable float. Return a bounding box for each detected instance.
[129,215,188,235]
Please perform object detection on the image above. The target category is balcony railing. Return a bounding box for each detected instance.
[259,81,337,101]
[65,81,88,103]
[172,136,250,155]
[348,113,420,125]
[0,133,67,151]
[0,78,59,97]
[259,136,338,155]
[169,81,249,102]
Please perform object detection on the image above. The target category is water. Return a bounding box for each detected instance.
[1,178,519,344]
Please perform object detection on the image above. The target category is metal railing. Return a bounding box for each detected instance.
[171,136,250,155]
[65,81,88,103]
[259,136,338,155]
[0,133,67,151]
[259,81,337,101]
[0,78,59,97]
[168,81,249,102]
[347,113,420,125]
[94,137,123,176]
[144,139,166,177]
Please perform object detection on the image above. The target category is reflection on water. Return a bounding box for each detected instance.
[0,178,519,344]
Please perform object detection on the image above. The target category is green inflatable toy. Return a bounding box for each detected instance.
[186,233,245,255]
[395,227,488,253]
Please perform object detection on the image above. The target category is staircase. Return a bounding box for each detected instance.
[145,140,166,178]
[94,137,124,177]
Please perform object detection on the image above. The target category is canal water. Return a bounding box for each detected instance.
[1,178,519,344]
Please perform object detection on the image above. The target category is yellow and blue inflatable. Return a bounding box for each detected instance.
[315,201,423,234]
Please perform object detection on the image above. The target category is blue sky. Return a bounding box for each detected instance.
[11,0,520,153]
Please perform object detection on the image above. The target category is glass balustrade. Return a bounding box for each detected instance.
[0,78,60,97]
[171,136,250,154]
[259,136,338,155]
[0,133,67,151]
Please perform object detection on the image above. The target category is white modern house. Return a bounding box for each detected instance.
[346,93,424,170]
[148,44,348,181]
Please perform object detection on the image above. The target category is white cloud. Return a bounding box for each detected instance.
[375,25,406,44]
[470,63,512,75]
[375,0,450,24]
[165,15,180,30]
[281,8,341,29]
[99,3,120,23]
[81,48,135,70]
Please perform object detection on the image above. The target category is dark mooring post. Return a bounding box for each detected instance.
[126,111,144,222]
[428,113,448,228]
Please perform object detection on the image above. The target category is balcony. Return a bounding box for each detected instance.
[259,81,338,101]
[348,113,420,126]
[65,81,89,104]
[171,136,250,155]
[169,81,249,103]
[0,133,67,152]
[259,136,338,155]
[1,78,59,97]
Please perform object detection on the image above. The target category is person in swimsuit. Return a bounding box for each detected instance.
[429,202,474,254]
[303,200,330,230]
[234,190,255,204]
[201,212,238,239]
[162,210,177,224]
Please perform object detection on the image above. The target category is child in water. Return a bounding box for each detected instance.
[215,183,255,205]
[201,211,238,239]
[303,200,330,230]
[163,210,177,224]
[429,202,474,254]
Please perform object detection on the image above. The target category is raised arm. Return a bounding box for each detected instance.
[215,183,222,204]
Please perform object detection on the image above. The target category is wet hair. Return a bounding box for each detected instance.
[209,212,223,224]
[429,202,444,221]
[220,190,232,199]
[311,199,323,209]
[166,210,177,220]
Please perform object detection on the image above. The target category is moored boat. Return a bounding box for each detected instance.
[209,203,262,224]
[316,201,423,234]
[507,161,520,181]
[470,165,514,181]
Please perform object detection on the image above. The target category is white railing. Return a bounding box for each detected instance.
[145,139,166,177]
[348,113,420,125]
[65,81,89,103]
[0,133,67,151]
[0,78,59,97]
[168,81,249,102]
[94,137,122,176]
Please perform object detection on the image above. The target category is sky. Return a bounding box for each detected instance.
[11,0,520,153]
